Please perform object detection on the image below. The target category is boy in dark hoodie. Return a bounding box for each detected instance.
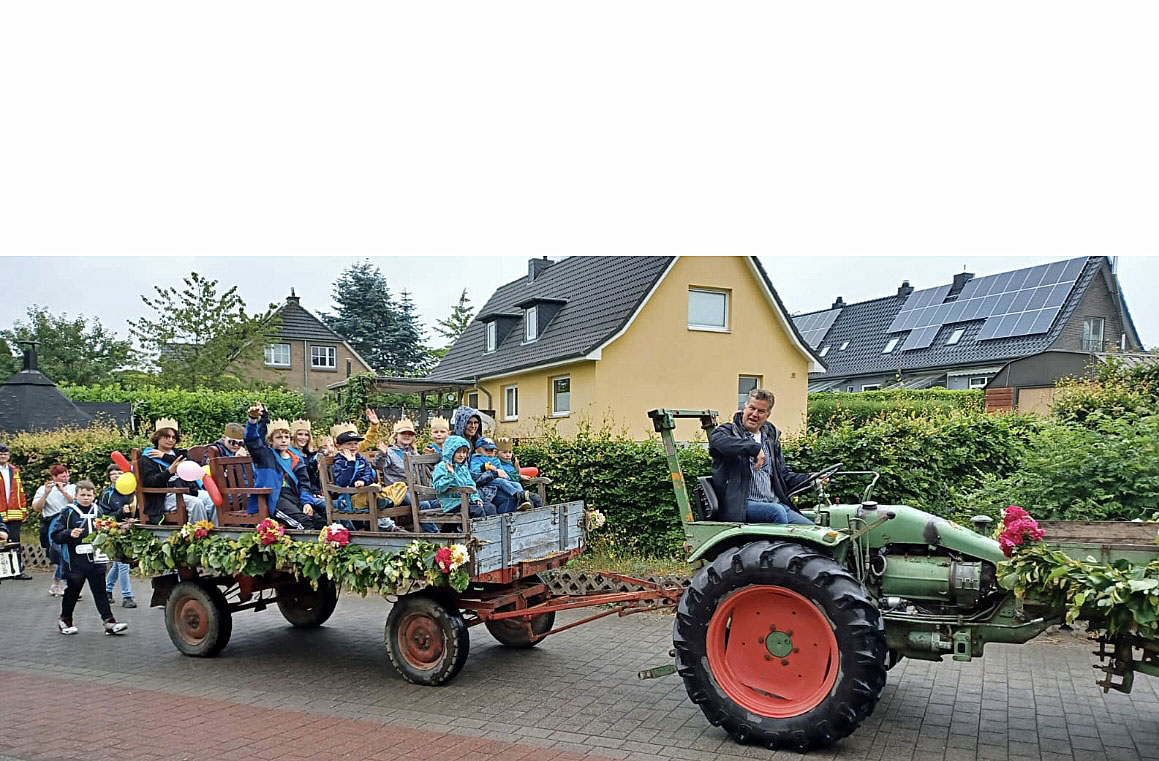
[52,480,129,635]
[469,437,530,513]
[245,403,326,530]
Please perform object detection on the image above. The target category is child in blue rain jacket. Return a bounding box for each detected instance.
[433,435,495,518]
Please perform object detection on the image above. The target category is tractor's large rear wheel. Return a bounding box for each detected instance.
[673,541,887,751]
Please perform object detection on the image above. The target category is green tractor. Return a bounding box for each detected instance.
[647,409,1159,751]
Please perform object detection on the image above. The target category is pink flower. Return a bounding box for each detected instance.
[193,528,209,540]
[1003,506,1030,526]
[435,547,453,574]
[256,518,285,546]
[998,509,1045,557]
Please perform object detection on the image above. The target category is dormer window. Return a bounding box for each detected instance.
[485,321,497,352]
[525,305,539,342]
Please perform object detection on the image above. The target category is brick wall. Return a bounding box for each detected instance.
[1051,264,1138,353]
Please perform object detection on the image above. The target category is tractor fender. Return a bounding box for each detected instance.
[686,522,849,564]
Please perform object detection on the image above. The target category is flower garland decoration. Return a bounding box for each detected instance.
[999,506,1159,639]
[89,521,474,595]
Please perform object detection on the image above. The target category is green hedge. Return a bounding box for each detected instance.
[787,410,1042,521]
[807,389,984,430]
[61,384,306,444]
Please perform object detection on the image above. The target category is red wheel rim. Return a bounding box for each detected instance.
[706,585,839,718]
[399,613,445,670]
[176,596,210,644]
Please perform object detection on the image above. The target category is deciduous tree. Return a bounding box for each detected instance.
[129,273,280,390]
[1,306,134,385]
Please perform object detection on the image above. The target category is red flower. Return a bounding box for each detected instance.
[257,518,285,546]
[1003,506,1030,526]
[435,547,453,574]
[193,528,209,540]
[998,509,1045,557]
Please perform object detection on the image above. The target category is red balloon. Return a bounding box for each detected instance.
[111,451,133,473]
[203,475,224,508]
[519,467,539,478]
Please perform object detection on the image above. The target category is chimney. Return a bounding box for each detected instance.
[950,271,974,296]
[528,257,554,283]
[897,280,914,299]
[832,296,845,309]
[18,341,39,371]
[286,288,300,306]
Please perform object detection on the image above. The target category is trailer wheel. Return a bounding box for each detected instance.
[385,593,470,685]
[673,540,887,751]
[165,580,233,658]
[485,611,556,648]
[277,577,340,628]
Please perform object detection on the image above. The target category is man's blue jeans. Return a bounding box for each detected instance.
[746,499,814,525]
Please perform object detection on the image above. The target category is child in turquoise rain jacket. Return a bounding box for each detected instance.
[432,435,496,518]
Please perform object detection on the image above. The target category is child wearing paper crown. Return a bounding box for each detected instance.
[470,437,530,513]
[245,403,326,530]
[424,416,451,457]
[496,437,544,509]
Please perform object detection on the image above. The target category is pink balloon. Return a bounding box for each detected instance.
[176,460,204,482]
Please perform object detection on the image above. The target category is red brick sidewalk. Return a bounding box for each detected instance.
[0,670,615,761]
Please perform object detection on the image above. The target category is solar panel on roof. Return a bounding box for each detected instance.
[886,285,952,333]
[793,308,842,348]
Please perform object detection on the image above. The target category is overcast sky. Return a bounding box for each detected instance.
[2,3,1156,349]
[1,254,1153,352]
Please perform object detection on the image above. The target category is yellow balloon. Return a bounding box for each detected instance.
[114,471,138,495]
[203,462,211,476]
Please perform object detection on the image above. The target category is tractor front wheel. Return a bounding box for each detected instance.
[673,540,887,751]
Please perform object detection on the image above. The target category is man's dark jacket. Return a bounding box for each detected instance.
[708,412,813,522]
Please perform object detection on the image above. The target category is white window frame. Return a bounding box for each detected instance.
[737,375,761,409]
[524,306,538,343]
[310,345,337,369]
[551,375,571,417]
[1082,317,1105,352]
[687,288,729,332]
[503,384,519,421]
[467,392,479,408]
[264,343,291,367]
[485,321,497,353]
[882,338,899,354]
[947,329,965,346]
[861,383,881,391]
[969,376,989,390]
[819,345,830,357]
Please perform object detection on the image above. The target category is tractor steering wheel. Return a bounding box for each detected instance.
[812,462,843,485]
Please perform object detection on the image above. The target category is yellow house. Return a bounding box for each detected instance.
[428,257,825,440]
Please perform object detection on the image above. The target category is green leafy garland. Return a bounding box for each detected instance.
[999,513,1159,639]
[91,519,471,595]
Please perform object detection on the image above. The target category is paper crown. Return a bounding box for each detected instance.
[290,419,312,433]
[154,418,179,433]
[428,416,450,430]
[392,417,416,436]
[330,422,358,439]
[267,419,292,436]
[495,436,514,452]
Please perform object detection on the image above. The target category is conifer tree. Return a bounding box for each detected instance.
[389,289,431,375]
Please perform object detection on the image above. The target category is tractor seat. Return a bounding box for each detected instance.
[693,476,720,521]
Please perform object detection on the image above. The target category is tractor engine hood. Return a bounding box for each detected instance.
[823,503,1006,565]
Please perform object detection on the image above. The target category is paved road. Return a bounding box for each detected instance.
[2,569,1159,761]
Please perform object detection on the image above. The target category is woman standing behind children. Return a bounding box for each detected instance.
[52,480,128,635]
